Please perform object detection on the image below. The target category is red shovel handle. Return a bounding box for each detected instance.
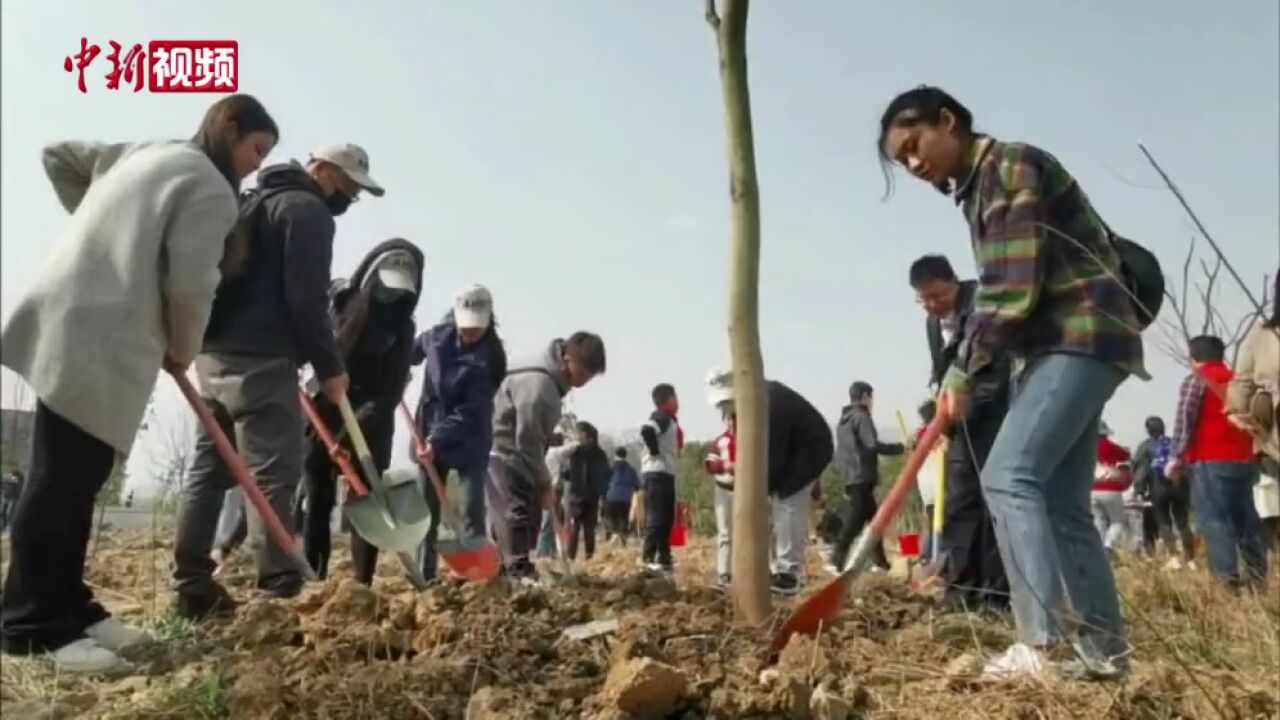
[869,409,950,538]
[170,369,316,581]
[298,390,371,497]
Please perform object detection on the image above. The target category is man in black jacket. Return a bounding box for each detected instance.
[912,254,1010,613]
[173,143,385,619]
[563,421,610,561]
[828,382,905,573]
[706,369,834,595]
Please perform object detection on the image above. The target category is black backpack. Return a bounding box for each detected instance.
[1108,231,1164,330]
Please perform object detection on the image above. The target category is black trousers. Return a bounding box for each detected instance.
[833,483,890,570]
[501,465,543,574]
[642,473,676,567]
[566,497,599,560]
[300,399,389,586]
[1,403,114,653]
[603,500,631,543]
[944,413,1009,609]
[1151,487,1194,558]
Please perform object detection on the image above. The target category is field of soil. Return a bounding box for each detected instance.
[1,527,1278,719]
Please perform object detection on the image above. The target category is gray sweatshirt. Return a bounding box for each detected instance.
[491,339,571,490]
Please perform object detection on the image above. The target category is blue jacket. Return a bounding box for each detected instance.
[411,320,500,476]
[604,460,641,504]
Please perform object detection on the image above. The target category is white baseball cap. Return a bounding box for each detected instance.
[454,284,493,329]
[705,366,735,408]
[308,143,384,197]
[364,249,419,293]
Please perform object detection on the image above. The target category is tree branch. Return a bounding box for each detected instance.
[1138,142,1268,318]
[704,0,720,29]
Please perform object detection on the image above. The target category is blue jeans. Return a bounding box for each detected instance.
[1188,462,1267,586]
[417,464,487,579]
[980,354,1127,660]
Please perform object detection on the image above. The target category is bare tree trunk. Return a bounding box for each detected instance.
[707,0,770,623]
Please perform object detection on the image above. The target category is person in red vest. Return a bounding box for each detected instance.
[1092,422,1134,554]
[1167,335,1268,589]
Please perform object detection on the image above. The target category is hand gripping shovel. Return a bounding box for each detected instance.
[771,410,950,652]
[298,391,431,588]
[398,401,500,581]
[169,369,317,582]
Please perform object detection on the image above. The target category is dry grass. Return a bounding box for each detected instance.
[1,527,1277,719]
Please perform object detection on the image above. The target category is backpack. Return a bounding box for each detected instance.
[204,187,287,339]
[1108,230,1164,330]
[1150,436,1173,477]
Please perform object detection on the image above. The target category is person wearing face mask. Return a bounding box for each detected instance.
[1,94,279,672]
[300,240,423,585]
[172,142,385,619]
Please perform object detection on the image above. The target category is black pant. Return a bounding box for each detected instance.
[566,497,599,560]
[1152,488,1194,558]
[501,465,543,575]
[1,403,113,653]
[642,473,676,567]
[833,483,890,570]
[300,399,389,586]
[603,500,631,543]
[944,414,1009,609]
[1140,505,1160,555]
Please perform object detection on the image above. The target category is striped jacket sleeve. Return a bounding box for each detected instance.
[944,147,1048,392]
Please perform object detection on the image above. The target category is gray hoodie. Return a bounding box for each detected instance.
[491,339,571,490]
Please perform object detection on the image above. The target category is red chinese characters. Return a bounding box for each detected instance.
[63,37,102,94]
[64,38,239,94]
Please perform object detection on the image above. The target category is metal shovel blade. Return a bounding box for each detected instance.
[345,493,433,555]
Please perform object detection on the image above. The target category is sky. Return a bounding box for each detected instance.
[2,1,1278,495]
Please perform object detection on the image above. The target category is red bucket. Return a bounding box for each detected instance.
[897,532,921,559]
[670,502,689,547]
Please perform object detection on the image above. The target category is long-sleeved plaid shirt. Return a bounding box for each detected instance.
[942,136,1148,393]
[1170,371,1206,459]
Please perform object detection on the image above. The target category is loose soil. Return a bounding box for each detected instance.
[2,528,1277,719]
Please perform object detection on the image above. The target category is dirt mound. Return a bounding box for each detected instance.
[6,532,1278,718]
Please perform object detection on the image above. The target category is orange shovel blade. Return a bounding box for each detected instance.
[771,580,848,653]
[439,541,502,581]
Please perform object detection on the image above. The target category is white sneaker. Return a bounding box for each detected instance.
[822,562,840,577]
[1186,560,1198,571]
[1163,557,1184,571]
[85,617,148,652]
[982,643,1047,678]
[49,638,123,673]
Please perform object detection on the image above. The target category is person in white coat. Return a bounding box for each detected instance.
[0,95,279,673]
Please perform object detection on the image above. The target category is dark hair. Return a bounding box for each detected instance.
[849,381,873,402]
[909,255,958,288]
[918,399,937,423]
[1144,416,1165,438]
[192,94,278,190]
[615,447,627,459]
[1188,335,1225,363]
[576,421,599,443]
[877,85,974,199]
[565,332,607,375]
[1267,271,1279,329]
[652,383,677,407]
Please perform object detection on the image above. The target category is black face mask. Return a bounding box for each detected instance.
[326,191,353,217]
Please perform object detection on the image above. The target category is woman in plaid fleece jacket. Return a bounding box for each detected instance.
[879,85,1145,679]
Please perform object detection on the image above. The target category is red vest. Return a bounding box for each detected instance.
[1186,361,1254,463]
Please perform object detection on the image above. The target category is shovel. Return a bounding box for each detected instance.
[170,369,317,582]
[542,487,577,585]
[398,401,501,581]
[298,391,431,587]
[911,437,950,593]
[771,409,949,653]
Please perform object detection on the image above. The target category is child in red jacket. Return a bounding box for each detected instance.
[1092,422,1133,552]
[703,411,736,588]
